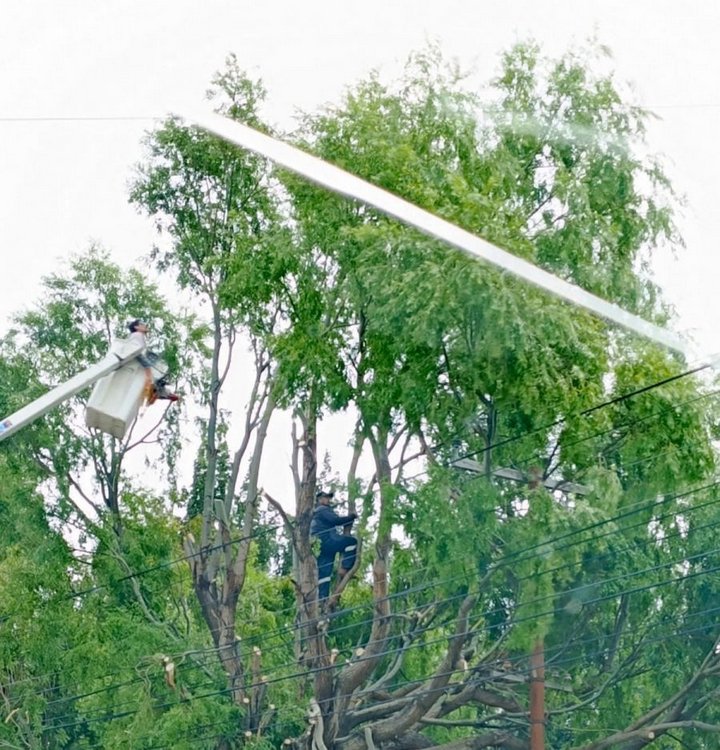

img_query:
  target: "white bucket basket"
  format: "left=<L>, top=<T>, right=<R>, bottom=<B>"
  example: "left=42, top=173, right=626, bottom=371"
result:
left=84, top=335, right=170, bottom=440
left=85, top=359, right=146, bottom=440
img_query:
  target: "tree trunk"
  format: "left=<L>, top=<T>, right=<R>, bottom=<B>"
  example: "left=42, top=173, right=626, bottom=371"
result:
left=201, top=301, right=223, bottom=549
left=293, top=401, right=335, bottom=732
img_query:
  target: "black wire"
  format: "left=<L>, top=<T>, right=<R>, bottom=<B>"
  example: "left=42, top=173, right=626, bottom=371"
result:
left=2, top=347, right=706, bottom=636
left=308, top=618, right=720, bottom=731
left=50, top=613, right=720, bottom=747
left=76, top=472, right=720, bottom=694
left=257, top=615, right=720, bottom=742
left=14, top=473, right=720, bottom=716
left=189, top=499, right=720, bottom=679
left=508, top=386, right=720, bottom=477
left=36, top=535, right=720, bottom=732
left=0, top=525, right=274, bottom=625
left=194, top=475, right=720, bottom=656
left=13, top=474, right=720, bottom=709
left=37, top=590, right=720, bottom=738
left=0, top=104, right=716, bottom=747
left=403, top=359, right=713, bottom=484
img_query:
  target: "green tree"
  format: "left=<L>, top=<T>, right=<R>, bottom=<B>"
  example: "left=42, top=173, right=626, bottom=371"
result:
left=3, top=245, right=187, bottom=589
left=258, top=42, right=720, bottom=750
left=129, top=54, right=292, bottom=738
left=0, top=248, right=227, bottom=749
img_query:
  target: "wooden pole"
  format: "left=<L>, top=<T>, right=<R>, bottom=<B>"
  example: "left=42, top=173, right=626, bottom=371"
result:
left=530, top=639, right=545, bottom=750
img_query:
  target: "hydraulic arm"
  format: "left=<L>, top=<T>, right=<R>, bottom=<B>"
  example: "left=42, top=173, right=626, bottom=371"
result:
left=0, top=338, right=144, bottom=442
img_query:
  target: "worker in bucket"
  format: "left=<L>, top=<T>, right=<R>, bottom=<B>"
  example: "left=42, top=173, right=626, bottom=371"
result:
left=127, top=319, right=180, bottom=404
left=310, top=489, right=358, bottom=600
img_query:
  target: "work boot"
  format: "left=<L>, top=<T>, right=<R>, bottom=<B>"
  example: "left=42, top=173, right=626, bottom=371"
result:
left=155, top=383, right=181, bottom=402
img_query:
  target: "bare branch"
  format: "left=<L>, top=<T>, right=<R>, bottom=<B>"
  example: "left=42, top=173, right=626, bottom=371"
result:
left=573, top=720, right=720, bottom=750
left=105, top=542, right=163, bottom=628
left=357, top=606, right=440, bottom=703
left=263, top=490, right=296, bottom=539
left=222, top=357, right=270, bottom=521
left=386, top=425, right=408, bottom=457
left=624, top=632, right=720, bottom=733
left=416, top=431, right=438, bottom=467
left=336, top=432, right=394, bottom=702
left=66, top=473, right=103, bottom=519
left=346, top=424, right=365, bottom=515
left=230, top=388, right=276, bottom=586
left=393, top=449, right=425, bottom=484
left=438, top=684, right=524, bottom=717
left=124, top=402, right=173, bottom=452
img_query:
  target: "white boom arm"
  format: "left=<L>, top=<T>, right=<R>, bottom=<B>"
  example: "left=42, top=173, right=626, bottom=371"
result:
left=185, top=112, right=689, bottom=356
left=0, top=339, right=144, bottom=442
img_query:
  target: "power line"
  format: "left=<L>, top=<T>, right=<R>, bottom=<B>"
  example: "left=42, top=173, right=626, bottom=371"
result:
left=30, top=572, right=720, bottom=738
left=3, top=360, right=717, bottom=728
left=44, top=595, right=720, bottom=746
left=40, top=609, right=720, bottom=745
left=498, top=358, right=710, bottom=462
left=8, top=471, right=720, bottom=708
left=29, top=524, right=720, bottom=731
left=306, top=619, right=720, bottom=741
left=106, top=473, right=720, bottom=671
left=6, top=470, right=720, bottom=709
left=0, top=525, right=274, bottom=624
left=207, top=496, right=720, bottom=672
left=254, top=474, right=720, bottom=656
left=252, top=543, right=720, bottom=691
left=507, top=386, right=720, bottom=476
left=1, top=340, right=705, bottom=633
left=403, top=358, right=712, bottom=485
left=0, top=115, right=163, bottom=122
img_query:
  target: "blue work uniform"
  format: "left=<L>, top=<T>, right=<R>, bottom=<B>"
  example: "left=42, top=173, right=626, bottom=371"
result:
left=310, top=504, right=357, bottom=600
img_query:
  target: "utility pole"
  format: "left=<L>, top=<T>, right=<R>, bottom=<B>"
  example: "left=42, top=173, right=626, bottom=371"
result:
left=529, top=640, right=545, bottom=750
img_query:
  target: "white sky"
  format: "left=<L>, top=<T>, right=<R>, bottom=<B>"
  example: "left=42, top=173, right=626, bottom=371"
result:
left=1, top=1, right=719, bottom=495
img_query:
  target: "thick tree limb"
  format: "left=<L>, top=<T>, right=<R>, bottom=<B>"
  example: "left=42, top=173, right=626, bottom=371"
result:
left=335, top=432, right=395, bottom=702
left=425, top=732, right=527, bottom=750
left=340, top=593, right=477, bottom=749
left=575, top=720, right=720, bottom=750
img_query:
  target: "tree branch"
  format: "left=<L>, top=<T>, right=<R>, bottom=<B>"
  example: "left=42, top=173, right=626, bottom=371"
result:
left=124, top=402, right=173, bottom=452
left=574, top=720, right=720, bottom=750
left=263, top=490, right=295, bottom=539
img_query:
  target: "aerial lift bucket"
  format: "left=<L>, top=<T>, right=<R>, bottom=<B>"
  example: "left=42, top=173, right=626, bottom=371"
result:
left=85, top=347, right=168, bottom=440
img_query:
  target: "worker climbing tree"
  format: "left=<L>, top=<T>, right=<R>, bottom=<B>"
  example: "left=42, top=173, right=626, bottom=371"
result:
left=310, top=489, right=358, bottom=601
